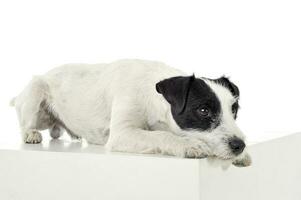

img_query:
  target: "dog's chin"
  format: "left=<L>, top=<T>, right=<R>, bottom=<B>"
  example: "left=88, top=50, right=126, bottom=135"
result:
left=216, top=154, right=236, bottom=160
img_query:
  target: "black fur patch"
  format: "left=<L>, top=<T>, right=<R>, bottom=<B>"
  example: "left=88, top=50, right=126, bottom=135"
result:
left=210, top=76, right=240, bottom=119
left=156, top=75, right=221, bottom=131
left=211, top=76, right=240, bottom=97
left=232, top=101, right=239, bottom=119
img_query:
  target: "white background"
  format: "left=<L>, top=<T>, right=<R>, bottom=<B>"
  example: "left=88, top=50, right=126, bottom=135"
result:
left=0, top=0, right=300, bottom=144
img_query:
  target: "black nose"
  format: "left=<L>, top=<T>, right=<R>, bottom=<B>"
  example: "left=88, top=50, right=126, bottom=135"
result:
left=229, top=138, right=245, bottom=155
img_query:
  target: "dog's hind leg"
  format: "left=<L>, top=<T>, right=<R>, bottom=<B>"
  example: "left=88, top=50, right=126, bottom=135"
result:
left=14, top=76, right=54, bottom=144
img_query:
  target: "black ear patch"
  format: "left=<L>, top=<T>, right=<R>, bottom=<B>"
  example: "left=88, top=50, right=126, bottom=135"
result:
left=156, top=75, right=195, bottom=114
left=212, top=76, right=240, bottom=97
left=156, top=75, right=222, bottom=131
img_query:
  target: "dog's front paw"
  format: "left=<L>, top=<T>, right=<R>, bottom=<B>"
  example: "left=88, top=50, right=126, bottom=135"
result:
left=177, top=138, right=211, bottom=159
left=24, top=130, right=42, bottom=144
left=232, top=153, right=252, bottom=167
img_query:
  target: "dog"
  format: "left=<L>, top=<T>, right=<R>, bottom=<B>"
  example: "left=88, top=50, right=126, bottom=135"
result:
left=11, top=59, right=251, bottom=167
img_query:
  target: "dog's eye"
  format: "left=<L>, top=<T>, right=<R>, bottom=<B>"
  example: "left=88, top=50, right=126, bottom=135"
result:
left=197, top=107, right=210, bottom=117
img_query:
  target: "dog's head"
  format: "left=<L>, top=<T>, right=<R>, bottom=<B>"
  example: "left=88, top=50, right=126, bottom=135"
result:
left=156, top=75, right=245, bottom=160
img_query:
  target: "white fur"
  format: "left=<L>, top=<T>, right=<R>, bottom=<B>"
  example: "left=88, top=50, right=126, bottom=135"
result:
left=12, top=59, right=250, bottom=165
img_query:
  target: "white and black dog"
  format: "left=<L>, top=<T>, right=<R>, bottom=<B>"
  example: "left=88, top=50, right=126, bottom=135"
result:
left=11, top=59, right=251, bottom=167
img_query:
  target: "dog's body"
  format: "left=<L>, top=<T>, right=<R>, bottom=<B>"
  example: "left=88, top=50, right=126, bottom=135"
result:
left=12, top=59, right=251, bottom=166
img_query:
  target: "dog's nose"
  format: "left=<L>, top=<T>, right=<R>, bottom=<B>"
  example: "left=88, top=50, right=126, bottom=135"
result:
left=229, top=138, right=245, bottom=155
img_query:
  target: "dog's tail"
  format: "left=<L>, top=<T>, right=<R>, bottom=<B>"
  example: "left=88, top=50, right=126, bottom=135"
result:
left=9, top=97, right=16, bottom=107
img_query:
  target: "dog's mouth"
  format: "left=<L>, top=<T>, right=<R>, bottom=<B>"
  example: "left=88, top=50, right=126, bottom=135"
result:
left=208, top=137, right=245, bottom=160
left=213, top=145, right=245, bottom=160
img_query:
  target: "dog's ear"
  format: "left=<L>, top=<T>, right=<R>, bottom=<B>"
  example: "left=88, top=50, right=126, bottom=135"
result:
left=156, top=75, right=195, bottom=114
left=214, top=76, right=240, bottom=97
